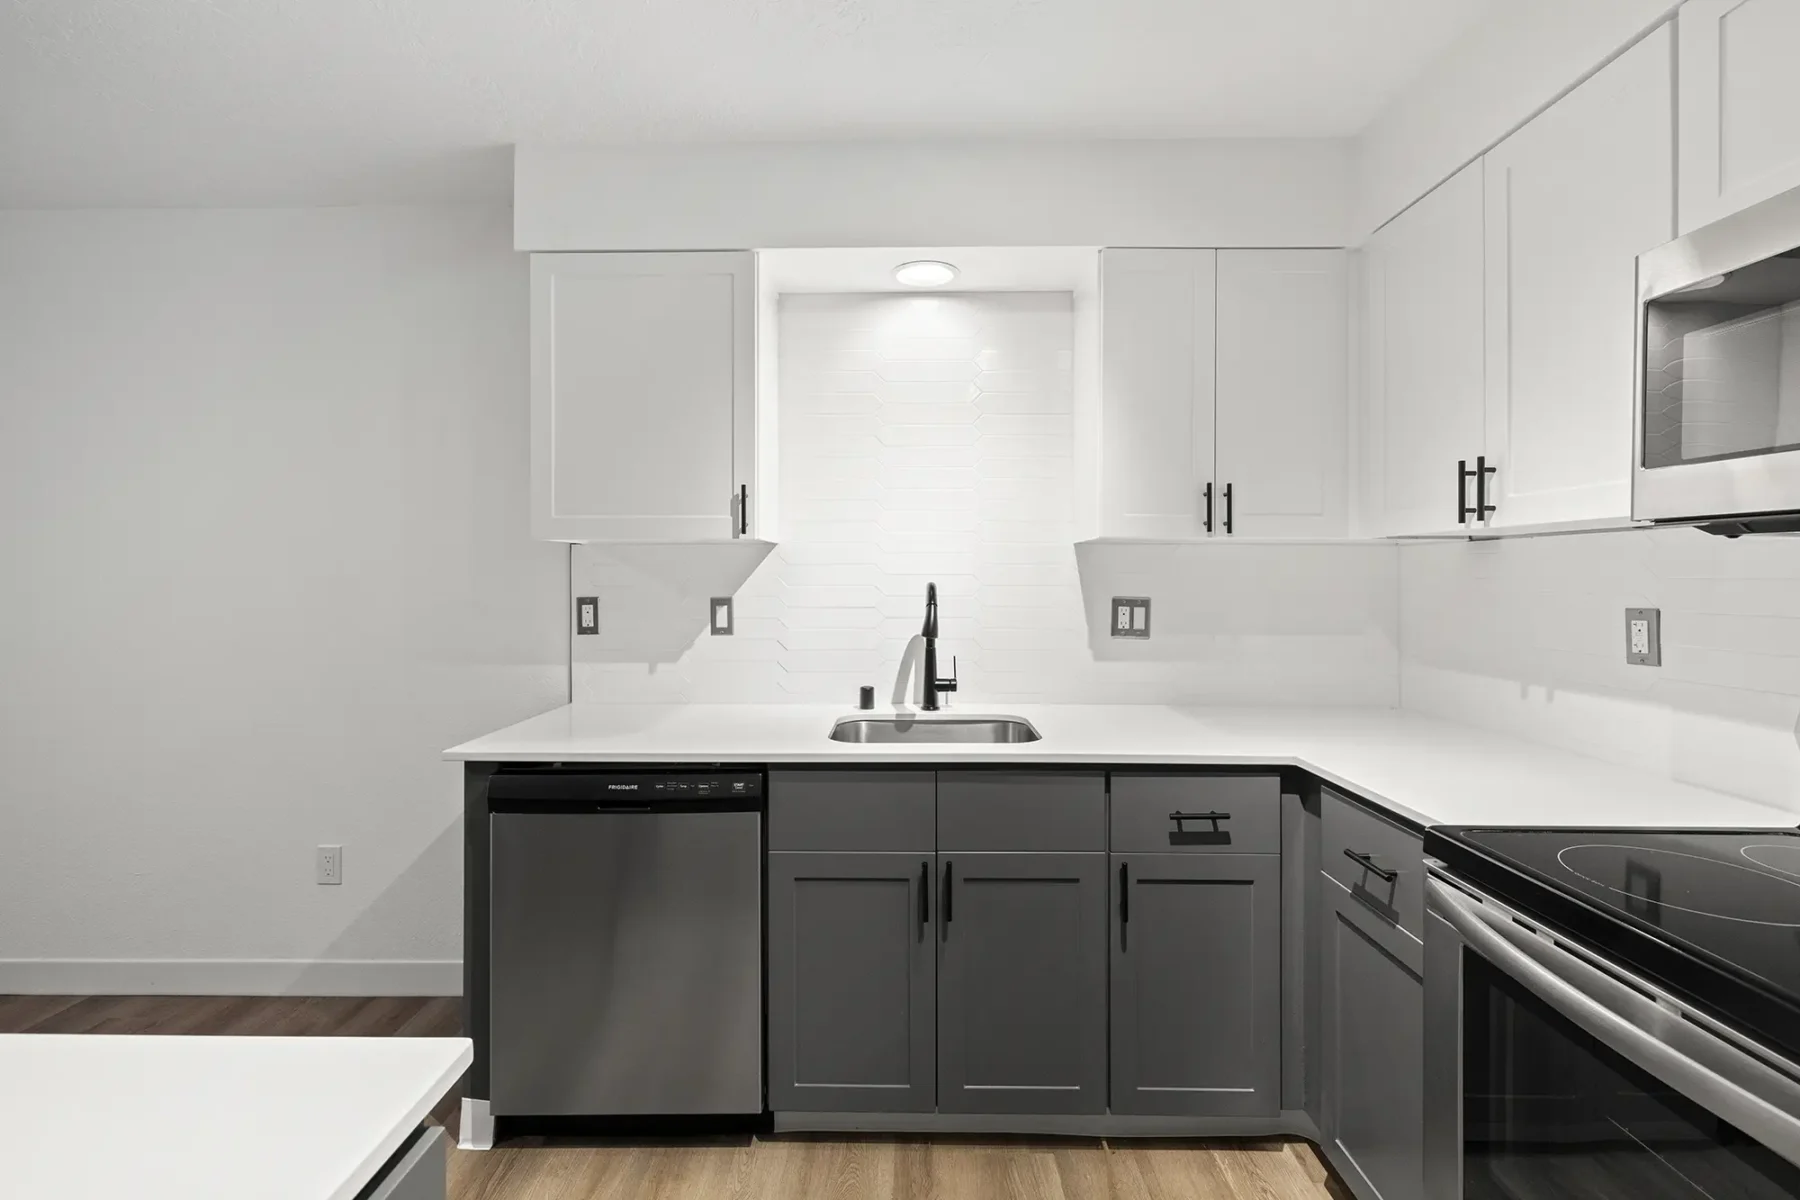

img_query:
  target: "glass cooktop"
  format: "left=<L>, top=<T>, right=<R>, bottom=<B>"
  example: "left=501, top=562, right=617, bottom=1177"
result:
left=1427, top=827, right=1800, bottom=1064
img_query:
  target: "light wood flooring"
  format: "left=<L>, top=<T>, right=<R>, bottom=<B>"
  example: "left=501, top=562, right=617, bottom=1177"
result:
left=0, top=995, right=1350, bottom=1200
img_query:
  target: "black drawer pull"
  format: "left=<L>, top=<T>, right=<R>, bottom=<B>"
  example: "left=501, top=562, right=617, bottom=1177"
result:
left=919, top=861, right=930, bottom=937
left=1344, top=848, right=1399, bottom=884
left=1119, top=862, right=1130, bottom=926
left=1169, top=810, right=1230, bottom=824
left=942, top=860, right=953, bottom=939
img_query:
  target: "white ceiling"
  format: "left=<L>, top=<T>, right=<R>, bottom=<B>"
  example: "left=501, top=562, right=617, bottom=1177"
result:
left=760, top=247, right=1098, bottom=294
left=1, top=0, right=1494, bottom=208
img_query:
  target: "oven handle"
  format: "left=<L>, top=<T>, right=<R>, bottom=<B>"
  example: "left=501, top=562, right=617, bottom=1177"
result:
left=1428, top=877, right=1800, bottom=1169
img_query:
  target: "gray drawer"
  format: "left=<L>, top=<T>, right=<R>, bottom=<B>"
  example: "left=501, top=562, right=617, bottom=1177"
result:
left=937, top=772, right=1106, bottom=852
left=1109, top=773, right=1280, bottom=854
left=1322, top=788, right=1424, bottom=939
left=770, top=771, right=935, bottom=852
left=363, top=1125, right=445, bottom=1200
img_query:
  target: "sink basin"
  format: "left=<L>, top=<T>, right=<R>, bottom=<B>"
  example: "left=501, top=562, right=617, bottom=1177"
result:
left=829, top=716, right=1043, bottom=744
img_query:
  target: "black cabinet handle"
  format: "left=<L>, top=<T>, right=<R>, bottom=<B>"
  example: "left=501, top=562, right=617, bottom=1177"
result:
left=919, top=861, right=930, bottom=937
left=1119, top=862, right=1130, bottom=928
left=738, top=484, right=749, bottom=536
left=1203, top=482, right=1214, bottom=533
left=1474, top=455, right=1496, bottom=521
left=1223, top=482, right=1234, bottom=534
left=1344, top=848, right=1399, bottom=884
left=1169, top=810, right=1230, bottom=824
left=1458, top=459, right=1475, bottom=524
left=942, top=860, right=953, bottom=939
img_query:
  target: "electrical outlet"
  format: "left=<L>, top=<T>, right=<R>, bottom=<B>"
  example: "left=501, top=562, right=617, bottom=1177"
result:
left=1626, top=607, right=1661, bottom=666
left=316, top=845, right=343, bottom=885
left=575, top=596, right=599, bottom=635
left=1111, top=597, right=1151, bottom=639
left=710, top=596, right=734, bottom=636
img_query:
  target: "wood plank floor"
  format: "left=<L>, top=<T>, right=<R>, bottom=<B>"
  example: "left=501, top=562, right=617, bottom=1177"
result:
left=0, top=996, right=1351, bottom=1200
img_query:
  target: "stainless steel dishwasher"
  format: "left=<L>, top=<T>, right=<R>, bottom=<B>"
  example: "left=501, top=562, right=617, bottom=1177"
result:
left=487, top=769, right=764, bottom=1117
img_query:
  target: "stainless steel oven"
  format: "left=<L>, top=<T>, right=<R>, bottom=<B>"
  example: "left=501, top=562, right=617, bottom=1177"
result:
left=1637, top=183, right=1800, bottom=528
left=1424, top=869, right=1800, bottom=1198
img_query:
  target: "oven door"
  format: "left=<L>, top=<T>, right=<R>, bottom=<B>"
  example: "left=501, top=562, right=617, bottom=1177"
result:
left=1425, top=873, right=1800, bottom=1199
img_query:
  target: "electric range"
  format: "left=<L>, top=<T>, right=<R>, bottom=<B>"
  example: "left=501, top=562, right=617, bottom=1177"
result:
left=1422, top=825, right=1800, bottom=1196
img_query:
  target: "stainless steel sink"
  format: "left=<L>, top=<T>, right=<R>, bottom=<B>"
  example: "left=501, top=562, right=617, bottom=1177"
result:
left=828, top=716, right=1043, bottom=744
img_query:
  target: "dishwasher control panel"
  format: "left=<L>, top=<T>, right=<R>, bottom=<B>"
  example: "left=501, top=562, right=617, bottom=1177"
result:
left=487, top=769, right=764, bottom=810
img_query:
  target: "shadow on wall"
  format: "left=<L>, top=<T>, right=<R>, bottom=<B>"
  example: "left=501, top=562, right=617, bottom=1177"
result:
left=570, top=543, right=776, bottom=665
left=1074, top=540, right=1399, bottom=659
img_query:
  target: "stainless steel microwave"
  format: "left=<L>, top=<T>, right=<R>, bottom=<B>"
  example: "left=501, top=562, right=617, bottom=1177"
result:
left=1637, top=184, right=1800, bottom=532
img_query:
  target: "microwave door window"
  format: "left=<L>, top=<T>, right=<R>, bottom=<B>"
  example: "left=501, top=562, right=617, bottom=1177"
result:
left=1645, top=251, right=1800, bottom=469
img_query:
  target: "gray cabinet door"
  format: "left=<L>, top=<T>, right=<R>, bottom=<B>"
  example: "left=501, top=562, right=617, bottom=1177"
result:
left=1111, top=853, right=1281, bottom=1116
left=937, top=852, right=1108, bottom=1114
left=767, top=851, right=936, bottom=1112
left=1322, top=880, right=1425, bottom=1200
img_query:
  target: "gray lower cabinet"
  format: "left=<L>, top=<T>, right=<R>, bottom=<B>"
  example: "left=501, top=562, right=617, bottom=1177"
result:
left=937, top=852, right=1109, bottom=1114
left=1111, top=852, right=1281, bottom=1116
left=1321, top=879, right=1425, bottom=1200
left=767, top=851, right=937, bottom=1112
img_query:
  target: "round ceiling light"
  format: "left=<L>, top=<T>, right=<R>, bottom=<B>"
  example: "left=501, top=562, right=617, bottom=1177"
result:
left=893, top=260, right=958, bottom=288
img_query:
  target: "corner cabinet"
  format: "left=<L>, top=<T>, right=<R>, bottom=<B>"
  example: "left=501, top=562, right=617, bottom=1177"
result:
left=529, top=251, right=758, bottom=542
left=1099, top=248, right=1348, bottom=539
left=1679, top=0, right=1800, bottom=233
left=1365, top=26, right=1673, bottom=538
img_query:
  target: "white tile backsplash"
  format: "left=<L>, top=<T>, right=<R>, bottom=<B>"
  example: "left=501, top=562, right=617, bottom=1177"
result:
left=1401, top=529, right=1800, bottom=814
left=573, top=291, right=1398, bottom=707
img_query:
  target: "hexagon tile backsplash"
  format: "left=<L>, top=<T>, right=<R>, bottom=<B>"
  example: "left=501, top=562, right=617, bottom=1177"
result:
left=572, top=291, right=1400, bottom=707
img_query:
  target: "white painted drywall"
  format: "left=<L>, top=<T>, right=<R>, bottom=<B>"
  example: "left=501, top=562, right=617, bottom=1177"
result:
left=1356, top=0, right=1677, bottom=237
left=573, top=292, right=1399, bottom=706
left=1400, top=529, right=1800, bottom=817
left=514, top=139, right=1354, bottom=251
left=0, top=205, right=568, bottom=994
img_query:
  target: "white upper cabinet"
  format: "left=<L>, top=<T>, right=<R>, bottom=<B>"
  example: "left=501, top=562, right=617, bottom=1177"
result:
left=1679, top=0, right=1800, bottom=233
left=530, top=251, right=757, bottom=542
left=1365, top=162, right=1487, bottom=538
left=1099, top=249, right=1217, bottom=538
left=1215, top=249, right=1348, bottom=538
left=1482, top=23, right=1674, bottom=531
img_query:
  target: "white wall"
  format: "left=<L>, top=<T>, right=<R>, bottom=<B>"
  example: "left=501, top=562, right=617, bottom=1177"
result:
left=0, top=205, right=568, bottom=994
left=1400, top=528, right=1800, bottom=817
left=515, top=139, right=1354, bottom=251
left=1356, top=0, right=1676, bottom=236
left=573, top=292, right=1398, bottom=706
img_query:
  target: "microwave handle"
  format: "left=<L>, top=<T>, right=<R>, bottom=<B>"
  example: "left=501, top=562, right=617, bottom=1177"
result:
left=1428, top=878, right=1800, bottom=1169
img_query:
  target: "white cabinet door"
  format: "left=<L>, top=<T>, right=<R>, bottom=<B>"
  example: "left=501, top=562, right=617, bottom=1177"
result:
left=1216, top=249, right=1348, bottom=538
left=530, top=251, right=756, bottom=542
left=1679, top=0, right=1800, bottom=233
left=1482, top=24, right=1674, bottom=531
left=1100, top=249, right=1217, bottom=538
left=1367, top=163, right=1487, bottom=537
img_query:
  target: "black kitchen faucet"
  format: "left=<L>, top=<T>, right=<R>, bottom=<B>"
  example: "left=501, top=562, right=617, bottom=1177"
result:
left=920, top=582, right=959, bottom=711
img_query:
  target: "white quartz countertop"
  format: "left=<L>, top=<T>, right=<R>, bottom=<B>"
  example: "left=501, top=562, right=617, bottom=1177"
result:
left=446, top=704, right=1800, bottom=831
left=1, top=1034, right=470, bottom=1200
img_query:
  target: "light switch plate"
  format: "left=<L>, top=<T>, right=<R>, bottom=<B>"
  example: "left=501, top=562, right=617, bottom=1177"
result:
left=1626, top=607, right=1661, bottom=666
left=710, top=596, right=734, bottom=636
left=1111, top=597, right=1151, bottom=639
left=575, top=596, right=599, bottom=636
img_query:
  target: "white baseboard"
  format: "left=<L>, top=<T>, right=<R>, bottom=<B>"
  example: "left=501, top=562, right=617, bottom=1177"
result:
left=0, top=958, right=462, bottom=996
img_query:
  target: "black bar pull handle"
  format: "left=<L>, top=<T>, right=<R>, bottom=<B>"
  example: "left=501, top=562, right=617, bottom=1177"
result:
left=738, top=484, right=749, bottom=536
left=1223, top=482, right=1234, bottom=535
left=1169, top=810, right=1231, bottom=824
left=942, top=860, right=953, bottom=939
left=1475, top=455, right=1496, bottom=521
left=1458, top=459, right=1475, bottom=524
left=1203, top=482, right=1214, bottom=533
left=1344, top=848, right=1400, bottom=884
left=919, top=861, right=930, bottom=938
left=1119, top=862, right=1130, bottom=928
